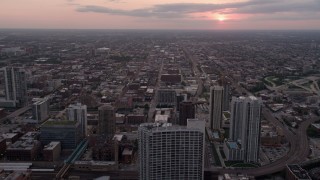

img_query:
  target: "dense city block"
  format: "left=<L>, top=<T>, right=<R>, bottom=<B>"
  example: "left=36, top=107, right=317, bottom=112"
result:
left=0, top=30, right=320, bottom=179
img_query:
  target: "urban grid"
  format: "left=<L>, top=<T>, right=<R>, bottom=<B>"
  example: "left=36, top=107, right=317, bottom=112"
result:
left=0, top=30, right=319, bottom=180
left=0, top=1, right=320, bottom=180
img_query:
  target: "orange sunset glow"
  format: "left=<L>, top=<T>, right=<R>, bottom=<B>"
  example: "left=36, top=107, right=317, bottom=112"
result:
left=0, top=0, right=319, bottom=29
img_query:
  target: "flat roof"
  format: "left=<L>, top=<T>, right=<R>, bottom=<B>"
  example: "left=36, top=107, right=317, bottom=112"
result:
left=155, top=115, right=169, bottom=123
left=43, top=120, right=77, bottom=126
left=122, top=148, right=133, bottom=156
left=7, top=140, right=39, bottom=150
left=33, top=99, right=47, bottom=105
left=74, top=161, right=115, bottom=166
left=212, top=132, right=220, bottom=139
left=44, top=141, right=61, bottom=150
left=212, top=85, right=223, bottom=90
left=113, top=134, right=124, bottom=142
left=20, top=132, right=40, bottom=140
left=2, top=133, right=18, bottom=139
left=140, top=123, right=172, bottom=130
left=226, top=141, right=240, bottom=149
left=67, top=103, right=86, bottom=108
left=146, top=89, right=154, bottom=93
left=140, top=123, right=203, bottom=133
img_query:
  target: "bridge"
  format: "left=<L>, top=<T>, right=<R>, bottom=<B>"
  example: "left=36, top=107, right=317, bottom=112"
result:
left=56, top=139, right=88, bottom=179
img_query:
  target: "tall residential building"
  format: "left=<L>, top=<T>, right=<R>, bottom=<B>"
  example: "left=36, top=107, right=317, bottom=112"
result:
left=209, top=86, right=224, bottom=130
left=178, top=101, right=195, bottom=126
left=229, top=97, right=246, bottom=141
left=139, top=121, right=205, bottom=180
left=32, top=98, right=49, bottom=123
left=0, top=67, right=27, bottom=107
left=98, top=104, right=115, bottom=137
left=228, top=96, right=262, bottom=163
left=223, top=81, right=231, bottom=111
left=66, top=103, right=87, bottom=137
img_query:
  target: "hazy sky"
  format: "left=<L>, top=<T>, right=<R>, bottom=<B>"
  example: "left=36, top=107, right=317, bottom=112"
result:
left=1, top=0, right=320, bottom=30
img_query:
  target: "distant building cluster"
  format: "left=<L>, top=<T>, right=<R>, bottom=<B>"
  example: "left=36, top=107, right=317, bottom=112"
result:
left=0, top=30, right=319, bottom=179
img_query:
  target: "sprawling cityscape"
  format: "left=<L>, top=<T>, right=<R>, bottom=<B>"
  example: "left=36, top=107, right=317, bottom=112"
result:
left=0, top=29, right=319, bottom=180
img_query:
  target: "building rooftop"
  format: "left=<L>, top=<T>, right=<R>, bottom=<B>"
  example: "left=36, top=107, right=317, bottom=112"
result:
left=248, top=96, right=258, bottom=101
left=212, top=131, right=220, bottom=139
left=122, top=148, right=133, bottom=156
left=112, top=134, right=124, bottom=142
left=212, top=85, right=223, bottom=90
left=43, top=141, right=61, bottom=150
left=20, top=132, right=40, bottom=140
left=226, top=141, right=241, bottom=149
left=33, top=98, right=48, bottom=105
left=43, top=119, right=77, bottom=126
left=7, top=140, right=39, bottom=150
left=140, top=123, right=203, bottom=133
left=2, top=133, right=18, bottom=139
left=98, top=104, right=114, bottom=110
left=155, top=114, right=169, bottom=123
left=311, top=123, right=320, bottom=130
left=140, top=123, right=172, bottom=130
left=146, top=88, right=154, bottom=94
left=74, top=161, right=115, bottom=166
left=68, top=103, right=86, bottom=109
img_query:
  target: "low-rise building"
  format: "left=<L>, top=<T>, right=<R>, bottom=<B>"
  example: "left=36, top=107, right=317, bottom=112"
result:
left=223, top=140, right=244, bottom=161
left=6, top=140, right=41, bottom=161
left=73, top=161, right=118, bottom=171
left=43, top=141, right=61, bottom=161
left=160, top=74, right=181, bottom=84
left=127, top=114, right=146, bottom=125
left=261, top=131, right=282, bottom=147
left=2, top=133, right=19, bottom=144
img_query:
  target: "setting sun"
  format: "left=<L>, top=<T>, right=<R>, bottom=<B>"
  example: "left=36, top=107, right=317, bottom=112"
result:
left=218, top=16, right=225, bottom=21
left=217, top=15, right=226, bottom=21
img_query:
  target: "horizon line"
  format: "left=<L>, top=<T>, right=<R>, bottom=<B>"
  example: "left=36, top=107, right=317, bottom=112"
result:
left=0, top=28, right=320, bottom=32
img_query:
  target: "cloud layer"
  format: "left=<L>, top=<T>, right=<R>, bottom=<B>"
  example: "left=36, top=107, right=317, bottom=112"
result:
left=76, top=0, right=320, bottom=20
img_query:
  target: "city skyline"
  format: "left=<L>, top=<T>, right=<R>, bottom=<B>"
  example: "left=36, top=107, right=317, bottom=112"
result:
left=0, top=20, right=319, bottom=179
left=1, top=0, right=320, bottom=30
